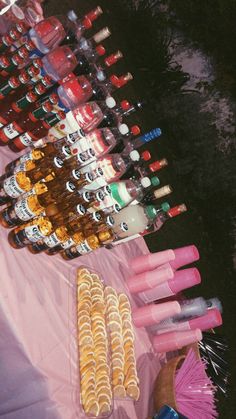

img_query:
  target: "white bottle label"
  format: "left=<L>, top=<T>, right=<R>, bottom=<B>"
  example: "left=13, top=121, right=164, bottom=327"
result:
left=14, top=198, right=36, bottom=221
left=14, top=162, right=26, bottom=173
left=44, top=232, right=62, bottom=248
left=3, top=176, right=25, bottom=198
left=76, top=240, right=93, bottom=254
left=19, top=132, right=33, bottom=147
left=3, top=123, right=20, bottom=139
left=61, top=237, right=76, bottom=249
left=19, top=151, right=33, bottom=164
left=24, top=225, right=46, bottom=242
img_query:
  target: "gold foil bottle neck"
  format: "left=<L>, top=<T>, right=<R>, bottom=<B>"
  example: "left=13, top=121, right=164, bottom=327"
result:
left=16, top=172, right=31, bottom=191
left=54, top=226, right=70, bottom=242
left=72, top=231, right=84, bottom=244
left=98, top=229, right=113, bottom=242
left=27, top=195, right=44, bottom=215
left=38, top=217, right=53, bottom=236
left=86, top=234, right=100, bottom=250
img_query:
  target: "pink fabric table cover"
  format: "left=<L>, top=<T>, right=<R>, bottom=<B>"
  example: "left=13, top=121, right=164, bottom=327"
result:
left=0, top=147, right=163, bottom=419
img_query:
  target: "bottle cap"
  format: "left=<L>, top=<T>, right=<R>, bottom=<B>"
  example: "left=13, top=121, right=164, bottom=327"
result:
left=67, top=10, right=78, bottom=21
left=129, top=150, right=140, bottom=161
left=104, top=50, right=123, bottom=67
left=131, top=125, right=141, bottom=136
left=116, top=73, right=133, bottom=87
left=93, top=27, right=111, bottom=44
left=141, top=150, right=151, bottom=161
left=95, top=44, right=106, bottom=56
left=105, top=96, right=116, bottom=108
left=153, top=185, right=172, bottom=199
left=149, top=158, right=168, bottom=172
left=151, top=176, right=160, bottom=186
left=207, top=297, right=223, bottom=313
left=82, top=17, right=93, bottom=29
left=86, top=6, right=103, bottom=21
left=145, top=205, right=157, bottom=219
left=118, top=124, right=129, bottom=135
left=140, top=177, right=151, bottom=188
left=120, top=100, right=131, bottom=110
left=96, top=70, right=106, bottom=82
left=161, top=202, right=170, bottom=212
left=168, top=204, right=187, bottom=217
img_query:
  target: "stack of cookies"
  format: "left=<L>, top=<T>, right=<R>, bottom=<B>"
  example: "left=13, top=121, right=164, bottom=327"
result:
left=77, top=267, right=140, bottom=417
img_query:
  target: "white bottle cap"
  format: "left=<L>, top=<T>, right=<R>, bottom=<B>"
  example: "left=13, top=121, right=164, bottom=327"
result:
left=105, top=96, right=116, bottom=108
left=140, top=177, right=151, bottom=188
left=118, top=124, right=129, bottom=135
left=67, top=10, right=78, bottom=21
left=129, top=150, right=140, bottom=161
left=96, top=70, right=106, bottom=82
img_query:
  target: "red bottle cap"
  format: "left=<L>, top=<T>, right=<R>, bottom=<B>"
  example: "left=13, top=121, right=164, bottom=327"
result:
left=9, top=76, right=20, bottom=88
left=29, top=66, right=40, bottom=78
left=95, top=45, right=106, bottom=56
left=149, top=158, right=168, bottom=172
left=35, top=83, right=46, bottom=95
left=141, top=150, right=151, bottom=161
left=58, top=111, right=66, bottom=120
left=120, top=100, right=131, bottom=110
left=86, top=6, right=103, bottom=22
left=1, top=56, right=10, bottom=67
left=15, top=22, right=27, bottom=34
left=33, top=58, right=43, bottom=69
left=27, top=91, right=38, bottom=102
left=131, top=125, right=141, bottom=136
left=19, top=71, right=30, bottom=83
left=49, top=93, right=59, bottom=104
left=26, top=40, right=35, bottom=51
left=18, top=46, right=28, bottom=59
left=104, top=50, right=123, bottom=67
left=114, top=73, right=133, bottom=88
left=82, top=17, right=92, bottom=29
left=168, top=204, right=187, bottom=218
left=42, top=75, right=53, bottom=87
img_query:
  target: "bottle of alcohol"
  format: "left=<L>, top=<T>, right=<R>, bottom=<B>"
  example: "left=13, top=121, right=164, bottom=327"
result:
left=60, top=203, right=168, bottom=260
left=141, top=184, right=173, bottom=204
left=8, top=110, right=65, bottom=151
left=121, top=127, right=162, bottom=156
left=7, top=212, right=69, bottom=248
left=0, top=21, right=27, bottom=53
left=0, top=146, right=66, bottom=204
left=0, top=1, right=44, bottom=35
left=0, top=94, right=56, bottom=145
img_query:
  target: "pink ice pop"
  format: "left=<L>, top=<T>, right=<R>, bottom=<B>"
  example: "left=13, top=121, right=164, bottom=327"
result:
left=132, top=301, right=181, bottom=328
left=152, top=329, right=202, bottom=353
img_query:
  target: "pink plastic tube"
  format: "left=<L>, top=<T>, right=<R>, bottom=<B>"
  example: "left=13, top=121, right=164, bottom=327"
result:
left=152, top=308, right=223, bottom=335
left=130, top=245, right=199, bottom=274
left=127, top=263, right=175, bottom=294
left=132, top=301, right=181, bottom=328
left=152, top=329, right=202, bottom=353
left=138, top=268, right=201, bottom=303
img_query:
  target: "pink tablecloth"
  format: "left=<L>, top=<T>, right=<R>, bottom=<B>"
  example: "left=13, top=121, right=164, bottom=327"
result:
left=0, top=147, right=163, bottom=419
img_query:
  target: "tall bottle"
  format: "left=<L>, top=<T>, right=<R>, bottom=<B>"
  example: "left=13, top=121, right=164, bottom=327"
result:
left=61, top=203, right=169, bottom=260
left=49, top=98, right=143, bottom=142
left=0, top=93, right=57, bottom=145
left=141, top=185, right=173, bottom=204
left=109, top=204, right=187, bottom=247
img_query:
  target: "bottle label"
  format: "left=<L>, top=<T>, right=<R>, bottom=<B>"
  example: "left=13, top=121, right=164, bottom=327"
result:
left=14, top=162, right=26, bottom=173
left=3, top=176, right=25, bottom=198
left=109, top=183, right=130, bottom=208
left=65, top=129, right=85, bottom=145
left=98, top=158, right=117, bottom=182
left=24, top=224, right=47, bottom=242
left=70, top=135, right=91, bottom=154
left=44, top=232, right=62, bottom=248
left=61, top=237, right=76, bottom=249
left=18, top=132, right=33, bottom=147
left=14, top=198, right=36, bottom=221
left=19, top=151, right=33, bottom=163
left=66, top=181, right=76, bottom=193
left=76, top=240, right=93, bottom=255
left=53, top=157, right=63, bottom=168
left=72, top=104, right=95, bottom=130
left=3, top=123, right=20, bottom=139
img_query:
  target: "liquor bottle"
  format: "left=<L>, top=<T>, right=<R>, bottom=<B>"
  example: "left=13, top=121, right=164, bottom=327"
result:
left=0, top=21, right=27, bottom=53
left=8, top=110, right=66, bottom=151
left=109, top=204, right=187, bottom=247
left=82, top=149, right=150, bottom=191
left=0, top=93, right=56, bottom=145
left=124, top=157, right=168, bottom=181
left=92, top=176, right=160, bottom=213
left=49, top=98, right=143, bottom=141
left=8, top=212, right=70, bottom=248
left=0, top=0, right=44, bottom=35
left=141, top=185, right=173, bottom=204
left=4, top=136, right=72, bottom=174
left=0, top=146, right=66, bottom=204
left=0, top=8, right=103, bottom=75
left=121, top=127, right=162, bottom=156
left=69, top=124, right=140, bottom=163
left=61, top=203, right=169, bottom=260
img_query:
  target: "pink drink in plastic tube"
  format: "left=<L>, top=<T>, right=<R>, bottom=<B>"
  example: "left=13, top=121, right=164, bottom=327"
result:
left=152, top=329, right=202, bottom=353
left=127, top=263, right=175, bottom=294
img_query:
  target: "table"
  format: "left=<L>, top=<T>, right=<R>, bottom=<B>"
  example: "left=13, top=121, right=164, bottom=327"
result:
left=0, top=147, right=163, bottom=419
